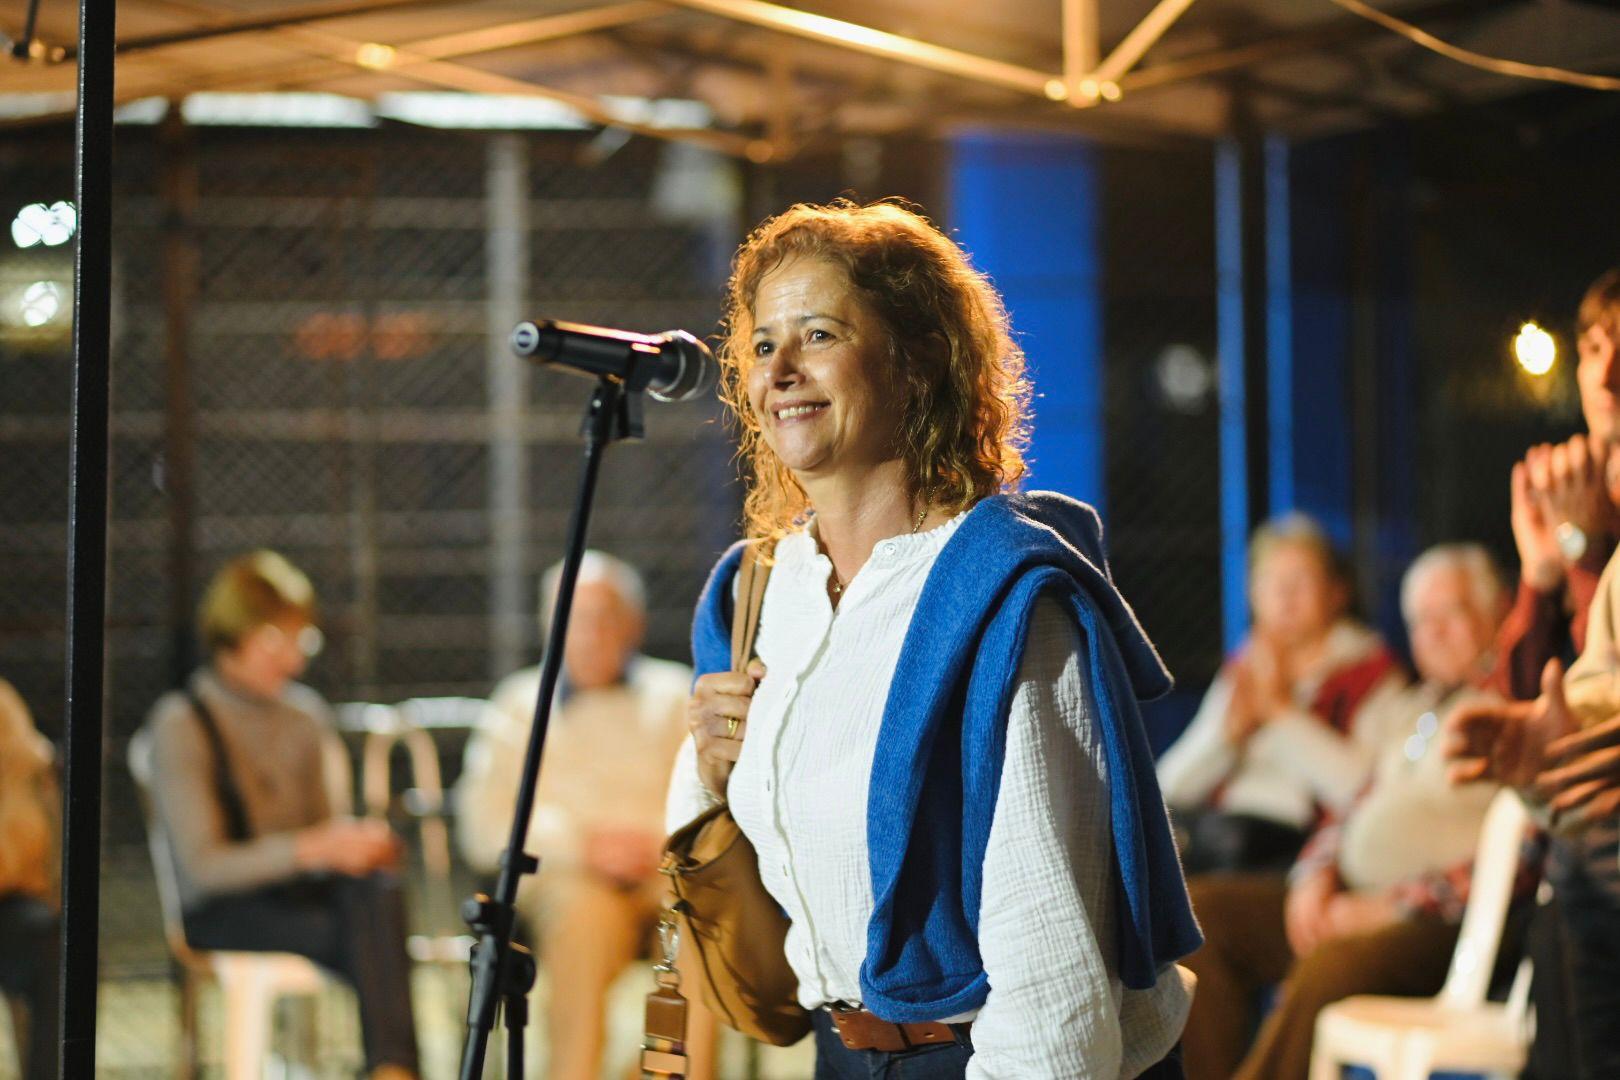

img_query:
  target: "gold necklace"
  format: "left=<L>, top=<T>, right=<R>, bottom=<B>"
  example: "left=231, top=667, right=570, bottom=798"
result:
left=829, top=504, right=928, bottom=598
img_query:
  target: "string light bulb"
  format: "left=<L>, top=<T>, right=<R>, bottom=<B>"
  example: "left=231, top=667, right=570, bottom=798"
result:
left=355, top=43, right=397, bottom=70
left=1514, top=321, right=1557, bottom=376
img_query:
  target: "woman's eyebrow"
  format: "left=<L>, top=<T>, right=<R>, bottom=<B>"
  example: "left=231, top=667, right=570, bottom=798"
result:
left=752, top=312, right=853, bottom=337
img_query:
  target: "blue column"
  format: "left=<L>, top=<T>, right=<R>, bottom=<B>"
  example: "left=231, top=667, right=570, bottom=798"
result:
left=1265, top=136, right=1296, bottom=519
left=1215, top=142, right=1251, bottom=653
left=949, top=132, right=1103, bottom=513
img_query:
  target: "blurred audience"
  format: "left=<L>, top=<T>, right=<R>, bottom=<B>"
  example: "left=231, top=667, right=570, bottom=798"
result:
left=140, top=551, right=419, bottom=1080
left=1159, top=513, right=1403, bottom=872
left=0, top=679, right=59, bottom=1080
left=1182, top=544, right=1515, bottom=1080
left=456, top=551, right=713, bottom=1080
left=1444, top=268, right=1620, bottom=1080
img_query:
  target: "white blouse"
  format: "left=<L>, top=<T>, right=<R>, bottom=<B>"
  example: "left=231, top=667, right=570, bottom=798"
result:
left=667, top=516, right=1192, bottom=1079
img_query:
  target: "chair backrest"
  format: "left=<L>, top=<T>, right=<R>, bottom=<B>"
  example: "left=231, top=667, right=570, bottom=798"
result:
left=344, top=698, right=468, bottom=935
left=397, top=696, right=489, bottom=732
left=1436, top=787, right=1531, bottom=1009
left=319, top=725, right=356, bottom=817
left=127, top=729, right=205, bottom=968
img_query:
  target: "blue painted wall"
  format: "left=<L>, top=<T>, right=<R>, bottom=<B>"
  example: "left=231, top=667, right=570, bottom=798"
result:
left=1278, top=137, right=1356, bottom=549
left=949, top=132, right=1103, bottom=513
left=1279, top=131, right=1418, bottom=646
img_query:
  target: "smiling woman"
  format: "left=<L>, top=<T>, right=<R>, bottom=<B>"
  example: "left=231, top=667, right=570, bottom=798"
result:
left=718, top=199, right=1031, bottom=549
left=665, top=200, right=1203, bottom=1079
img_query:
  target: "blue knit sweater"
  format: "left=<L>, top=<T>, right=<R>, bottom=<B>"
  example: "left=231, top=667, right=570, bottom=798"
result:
left=690, top=491, right=1202, bottom=1022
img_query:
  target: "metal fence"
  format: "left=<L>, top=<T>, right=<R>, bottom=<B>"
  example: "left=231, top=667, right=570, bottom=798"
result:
left=0, top=117, right=1241, bottom=1076
left=2, top=120, right=746, bottom=1077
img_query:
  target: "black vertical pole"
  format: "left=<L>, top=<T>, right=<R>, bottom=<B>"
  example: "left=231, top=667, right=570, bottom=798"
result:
left=62, top=0, right=117, bottom=1075
left=1232, top=98, right=1271, bottom=527
left=161, top=104, right=200, bottom=685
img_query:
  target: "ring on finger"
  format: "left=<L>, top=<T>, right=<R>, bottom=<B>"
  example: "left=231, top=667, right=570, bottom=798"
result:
left=726, top=717, right=740, bottom=739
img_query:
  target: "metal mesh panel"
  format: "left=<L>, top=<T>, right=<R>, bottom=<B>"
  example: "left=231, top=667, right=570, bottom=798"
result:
left=0, top=122, right=743, bottom=1076
left=0, top=119, right=1239, bottom=1075
left=1101, top=146, right=1225, bottom=689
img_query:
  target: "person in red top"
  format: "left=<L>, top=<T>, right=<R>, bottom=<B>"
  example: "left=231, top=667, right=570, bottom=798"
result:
left=1489, top=274, right=1620, bottom=701
left=1158, top=514, right=1404, bottom=873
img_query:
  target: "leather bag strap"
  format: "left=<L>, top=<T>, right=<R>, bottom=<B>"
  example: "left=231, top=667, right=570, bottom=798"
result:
left=731, top=540, right=770, bottom=671
left=644, top=539, right=773, bottom=1074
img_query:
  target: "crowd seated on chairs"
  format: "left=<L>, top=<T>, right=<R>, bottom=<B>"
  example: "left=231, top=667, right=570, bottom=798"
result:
left=1175, top=542, right=1531, bottom=1080
left=455, top=550, right=718, bottom=1080
left=0, top=678, right=59, bottom=1080
left=135, top=550, right=420, bottom=1080
left=1158, top=513, right=1405, bottom=874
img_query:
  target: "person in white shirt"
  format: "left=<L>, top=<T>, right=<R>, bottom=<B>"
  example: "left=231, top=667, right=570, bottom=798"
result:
left=1157, top=514, right=1405, bottom=873
left=665, top=199, right=1200, bottom=1079
left=457, top=552, right=715, bottom=1080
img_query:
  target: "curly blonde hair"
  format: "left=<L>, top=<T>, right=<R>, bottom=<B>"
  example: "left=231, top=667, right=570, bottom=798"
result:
left=719, top=199, right=1031, bottom=540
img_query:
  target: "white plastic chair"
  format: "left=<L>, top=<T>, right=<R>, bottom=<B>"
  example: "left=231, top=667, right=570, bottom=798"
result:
left=128, top=725, right=352, bottom=1080
left=339, top=698, right=475, bottom=964
left=1309, top=788, right=1534, bottom=1080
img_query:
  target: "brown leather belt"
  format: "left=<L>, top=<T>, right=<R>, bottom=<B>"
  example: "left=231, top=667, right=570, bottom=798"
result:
left=828, top=1006, right=971, bottom=1054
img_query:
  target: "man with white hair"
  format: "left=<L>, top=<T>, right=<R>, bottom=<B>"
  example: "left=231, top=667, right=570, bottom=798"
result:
left=456, top=551, right=713, bottom=1080
left=1181, top=543, right=1523, bottom=1080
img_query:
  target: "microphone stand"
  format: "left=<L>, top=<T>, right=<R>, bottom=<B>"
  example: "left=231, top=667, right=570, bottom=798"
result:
left=460, top=375, right=645, bottom=1079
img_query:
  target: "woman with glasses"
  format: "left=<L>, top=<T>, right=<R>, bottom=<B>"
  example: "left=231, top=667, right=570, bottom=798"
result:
left=141, top=550, right=420, bottom=1080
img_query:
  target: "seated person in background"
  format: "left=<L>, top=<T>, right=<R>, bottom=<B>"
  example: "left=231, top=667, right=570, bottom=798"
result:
left=1181, top=543, right=1519, bottom=1080
left=142, top=551, right=419, bottom=1080
left=0, top=679, right=59, bottom=1080
left=1158, top=513, right=1404, bottom=872
left=456, top=551, right=713, bottom=1080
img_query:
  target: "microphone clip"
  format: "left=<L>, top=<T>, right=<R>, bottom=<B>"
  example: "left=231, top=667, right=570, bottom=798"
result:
left=582, top=376, right=644, bottom=442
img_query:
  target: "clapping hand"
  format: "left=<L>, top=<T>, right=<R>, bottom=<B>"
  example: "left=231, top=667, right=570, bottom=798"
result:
left=1535, top=712, right=1620, bottom=825
left=1444, top=659, right=1576, bottom=790
left=1225, top=637, right=1289, bottom=746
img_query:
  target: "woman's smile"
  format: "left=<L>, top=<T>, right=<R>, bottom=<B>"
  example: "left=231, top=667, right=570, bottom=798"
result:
left=771, top=399, right=830, bottom=424
left=746, top=255, right=898, bottom=480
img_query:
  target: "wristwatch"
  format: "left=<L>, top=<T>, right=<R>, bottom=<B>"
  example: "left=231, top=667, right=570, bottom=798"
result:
left=1556, top=521, right=1589, bottom=563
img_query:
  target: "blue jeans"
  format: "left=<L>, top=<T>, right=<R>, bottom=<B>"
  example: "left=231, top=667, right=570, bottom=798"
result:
left=811, top=1010, right=1186, bottom=1079
left=812, top=1010, right=973, bottom=1080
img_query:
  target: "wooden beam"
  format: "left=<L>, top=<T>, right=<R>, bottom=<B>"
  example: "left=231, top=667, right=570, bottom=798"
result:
left=662, top=0, right=1065, bottom=99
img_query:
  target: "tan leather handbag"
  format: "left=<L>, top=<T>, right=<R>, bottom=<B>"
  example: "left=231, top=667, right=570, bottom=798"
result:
left=642, top=542, right=811, bottom=1076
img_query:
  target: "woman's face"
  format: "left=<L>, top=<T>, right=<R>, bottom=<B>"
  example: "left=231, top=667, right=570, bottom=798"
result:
left=746, top=256, right=900, bottom=484
left=220, top=615, right=319, bottom=698
left=1249, top=541, right=1342, bottom=648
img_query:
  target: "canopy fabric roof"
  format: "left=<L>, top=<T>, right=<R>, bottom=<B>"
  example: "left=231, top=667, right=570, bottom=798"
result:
left=4, top=0, right=1620, bottom=150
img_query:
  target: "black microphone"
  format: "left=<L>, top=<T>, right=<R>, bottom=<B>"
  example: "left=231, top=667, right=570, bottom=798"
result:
left=509, top=319, right=716, bottom=403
